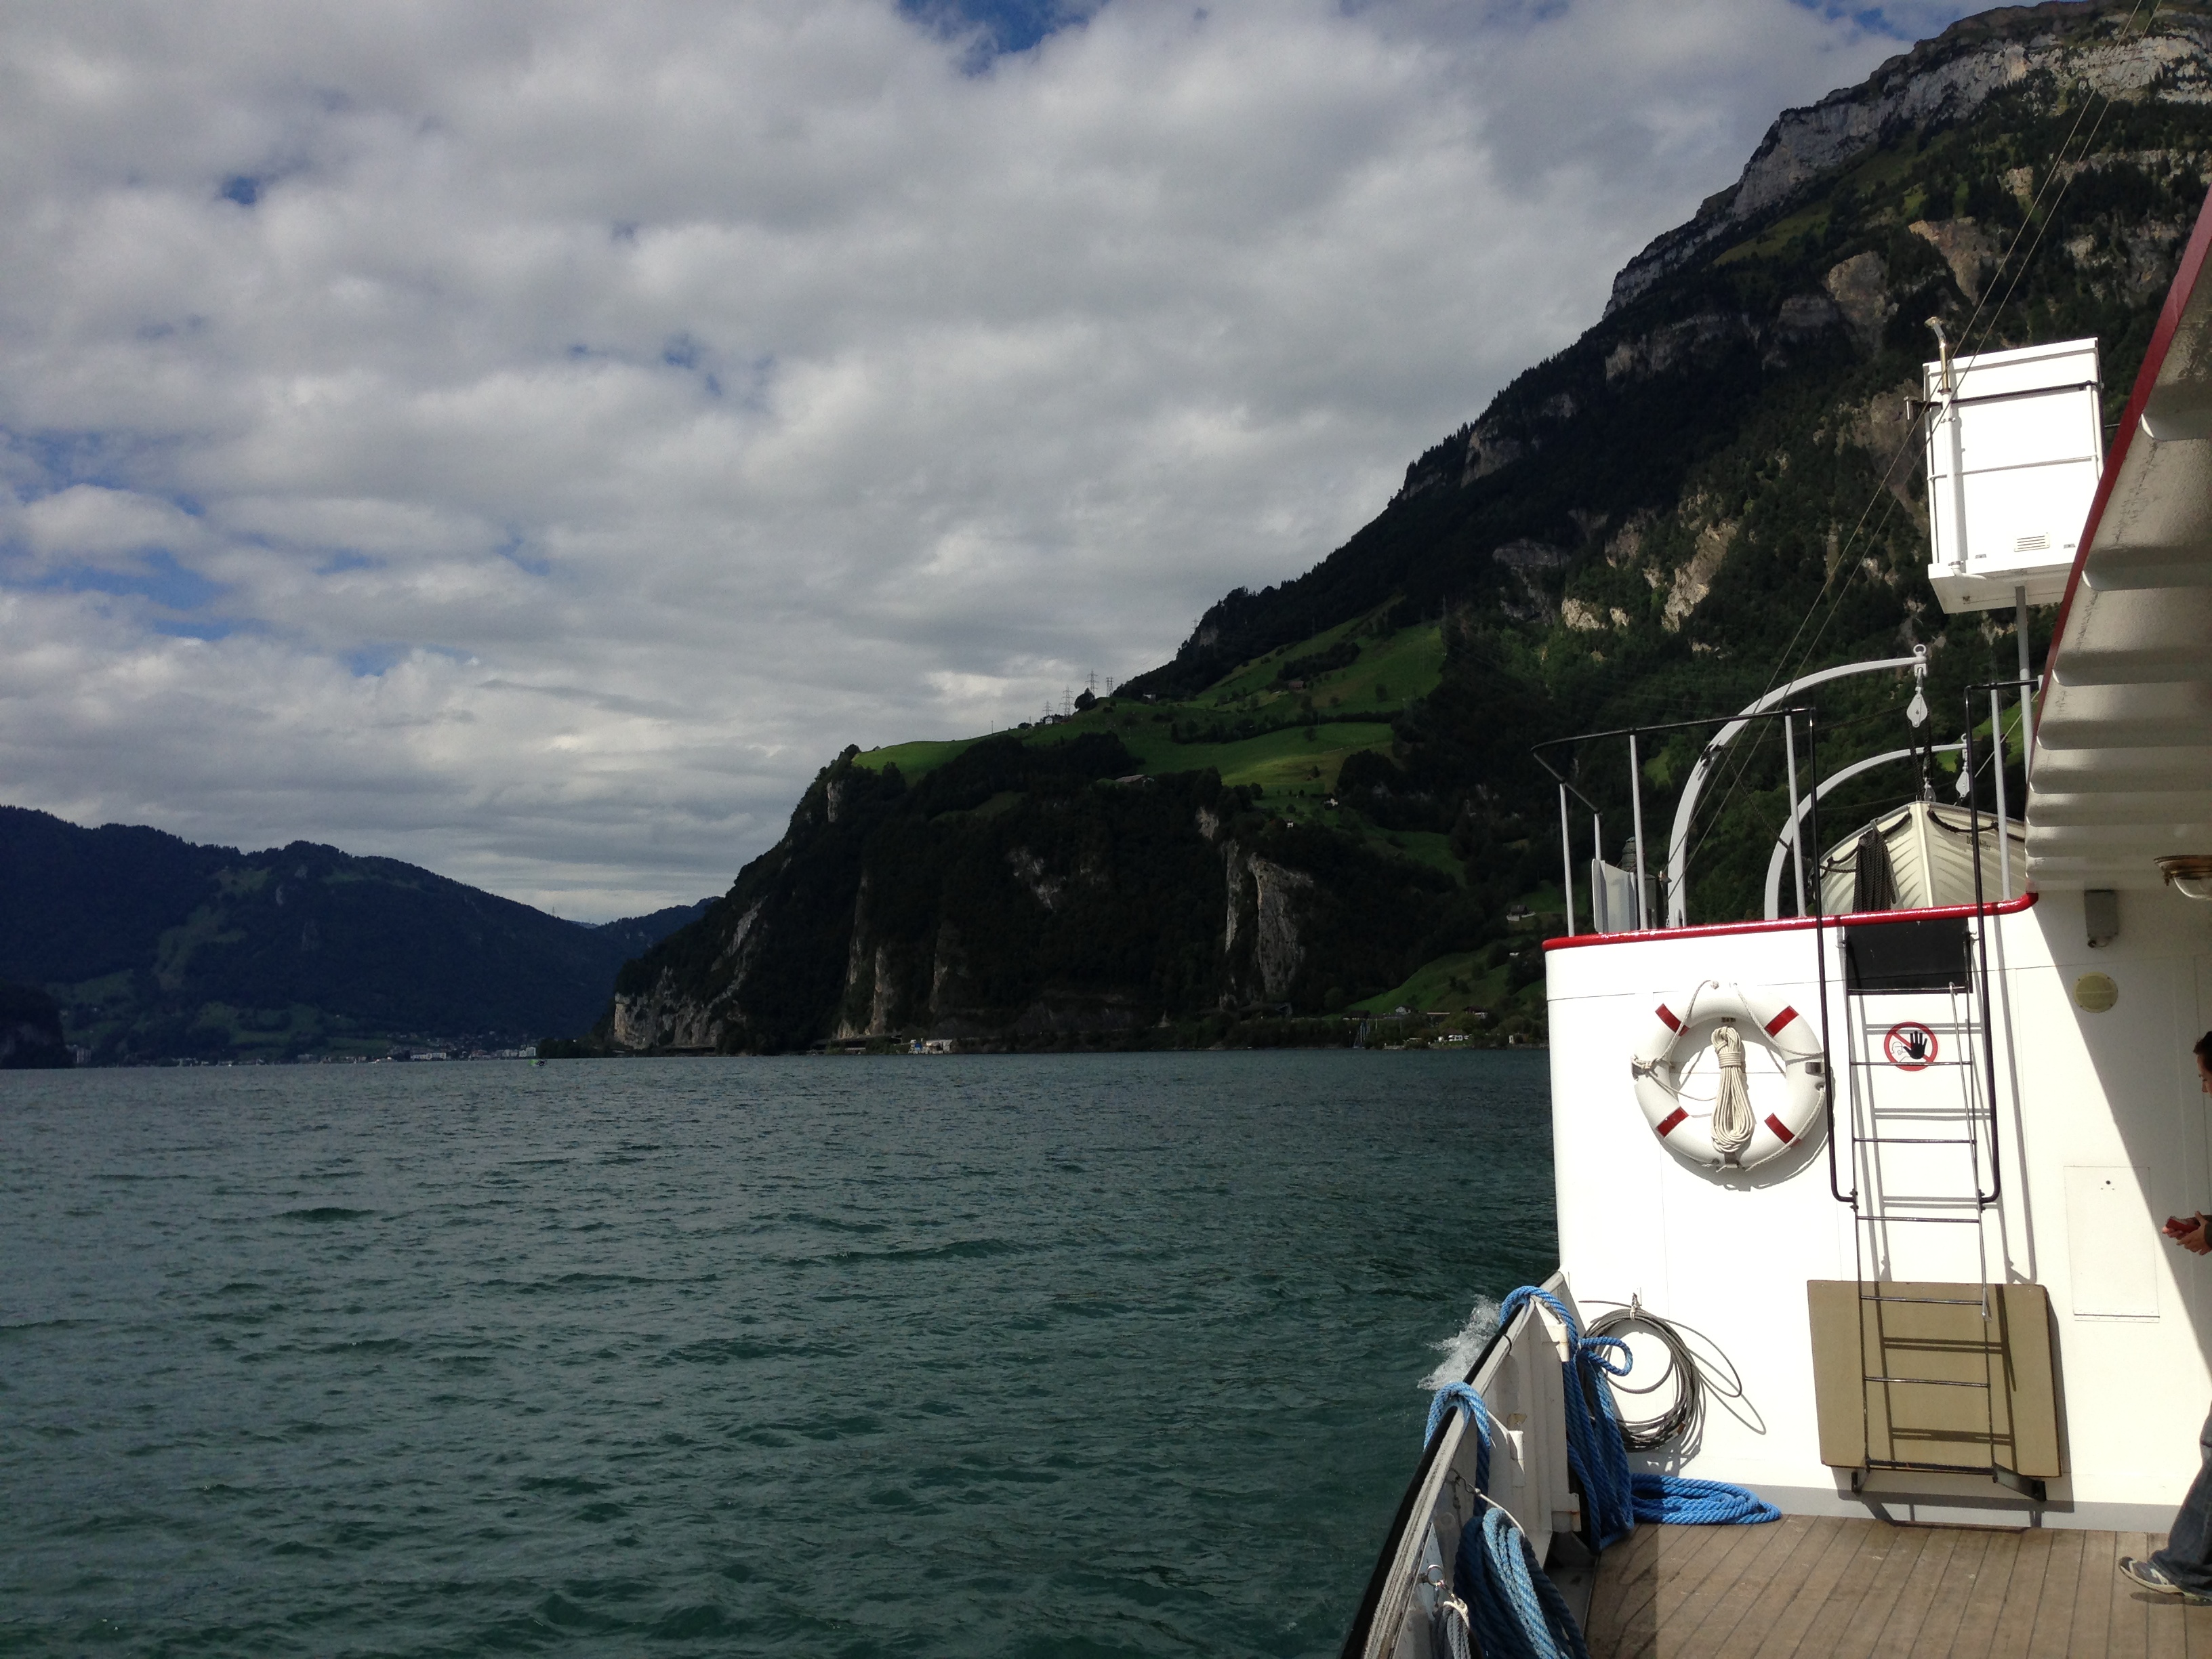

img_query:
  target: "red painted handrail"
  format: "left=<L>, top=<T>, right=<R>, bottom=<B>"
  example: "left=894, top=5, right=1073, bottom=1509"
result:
left=1542, top=890, right=2039, bottom=953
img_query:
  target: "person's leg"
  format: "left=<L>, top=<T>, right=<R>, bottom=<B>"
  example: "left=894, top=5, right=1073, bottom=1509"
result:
left=2149, top=1403, right=2212, bottom=1595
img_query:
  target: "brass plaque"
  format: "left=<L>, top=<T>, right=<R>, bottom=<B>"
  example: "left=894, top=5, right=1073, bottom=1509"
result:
left=2074, top=972, right=2118, bottom=1012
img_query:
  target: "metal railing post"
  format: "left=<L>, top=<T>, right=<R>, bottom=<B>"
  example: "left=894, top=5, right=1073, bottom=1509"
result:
left=1784, top=712, right=1807, bottom=919
left=1558, top=784, right=1576, bottom=937
left=1629, top=733, right=1649, bottom=930
left=1990, top=690, right=2012, bottom=902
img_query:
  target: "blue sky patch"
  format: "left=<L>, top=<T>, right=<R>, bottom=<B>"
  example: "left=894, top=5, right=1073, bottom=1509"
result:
left=41, top=549, right=224, bottom=611
left=1789, top=1, right=1978, bottom=39
left=5, top=426, right=159, bottom=493
left=150, top=615, right=253, bottom=642
left=345, top=644, right=407, bottom=678
left=900, top=0, right=1101, bottom=57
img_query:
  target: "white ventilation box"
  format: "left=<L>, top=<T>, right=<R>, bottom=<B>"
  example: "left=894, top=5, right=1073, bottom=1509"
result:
left=1923, top=337, right=2104, bottom=614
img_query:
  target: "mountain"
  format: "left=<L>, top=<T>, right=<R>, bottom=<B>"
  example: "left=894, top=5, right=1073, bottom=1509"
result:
left=581, top=0, right=2212, bottom=1056
left=0, top=806, right=710, bottom=1063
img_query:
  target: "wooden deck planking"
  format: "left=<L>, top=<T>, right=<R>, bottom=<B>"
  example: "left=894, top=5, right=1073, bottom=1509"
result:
left=1582, top=1520, right=1664, bottom=1647
left=2064, top=1529, right=2119, bottom=1659
left=1982, top=1530, right=2057, bottom=1659
left=2024, top=1530, right=2090, bottom=1659
left=1914, top=1528, right=2000, bottom=1659
left=2177, top=1597, right=2212, bottom=1658
left=1872, top=1525, right=1963, bottom=1659
left=1584, top=1521, right=2211, bottom=1659
left=1652, top=1522, right=1768, bottom=1627
left=1820, top=1520, right=1925, bottom=1657
left=2107, top=1533, right=2151, bottom=1659
left=1645, top=1521, right=1778, bottom=1659
left=1668, top=1523, right=1803, bottom=1656
left=1614, top=1525, right=1746, bottom=1659
left=1941, top=1530, right=2023, bottom=1659
left=1729, top=1515, right=1883, bottom=1659
left=1698, top=1516, right=1855, bottom=1658
left=1835, top=1525, right=1936, bottom=1659
left=1584, top=1521, right=1679, bottom=1658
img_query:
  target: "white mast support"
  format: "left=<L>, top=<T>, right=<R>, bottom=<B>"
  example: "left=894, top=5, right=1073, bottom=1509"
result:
left=1937, top=323, right=1971, bottom=574
left=1763, top=742, right=1966, bottom=920
left=1558, top=784, right=1576, bottom=937
left=1629, top=733, right=1648, bottom=930
left=2015, top=584, right=2035, bottom=781
left=1991, top=690, right=2013, bottom=902
left=1783, top=714, right=1807, bottom=919
left=1589, top=812, right=1602, bottom=932
left=1663, top=649, right=1927, bottom=925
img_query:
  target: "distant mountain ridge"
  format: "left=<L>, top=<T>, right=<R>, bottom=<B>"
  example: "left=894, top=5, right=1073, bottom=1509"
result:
left=0, top=805, right=708, bottom=1063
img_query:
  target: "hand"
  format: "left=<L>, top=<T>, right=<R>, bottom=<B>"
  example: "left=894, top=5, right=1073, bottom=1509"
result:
left=2187, top=1216, right=2212, bottom=1256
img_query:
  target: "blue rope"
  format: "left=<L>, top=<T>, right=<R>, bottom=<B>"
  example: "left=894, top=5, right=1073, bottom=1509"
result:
left=1632, top=1473, right=1781, bottom=1525
left=1454, top=1505, right=1593, bottom=1659
left=1426, top=1374, right=1586, bottom=1659
left=1425, top=1382, right=1493, bottom=1492
left=1497, top=1286, right=1639, bottom=1551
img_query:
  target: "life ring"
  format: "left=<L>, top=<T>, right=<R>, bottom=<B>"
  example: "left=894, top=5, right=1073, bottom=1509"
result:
left=1629, top=981, right=1826, bottom=1172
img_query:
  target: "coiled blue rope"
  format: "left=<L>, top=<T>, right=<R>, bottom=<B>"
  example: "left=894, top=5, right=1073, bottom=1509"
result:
left=1427, top=1382, right=1588, bottom=1659
left=1631, top=1473, right=1780, bottom=1525
left=1456, top=1505, right=1593, bottom=1659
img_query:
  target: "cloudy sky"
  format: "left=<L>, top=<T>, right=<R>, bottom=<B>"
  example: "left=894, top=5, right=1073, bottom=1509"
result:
left=0, top=0, right=1980, bottom=918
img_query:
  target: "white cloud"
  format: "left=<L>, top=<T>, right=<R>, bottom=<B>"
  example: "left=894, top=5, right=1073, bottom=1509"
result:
left=16, top=485, right=213, bottom=563
left=0, top=0, right=1973, bottom=916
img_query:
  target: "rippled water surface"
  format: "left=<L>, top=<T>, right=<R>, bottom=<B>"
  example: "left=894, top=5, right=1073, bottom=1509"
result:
left=1, top=1052, right=1555, bottom=1656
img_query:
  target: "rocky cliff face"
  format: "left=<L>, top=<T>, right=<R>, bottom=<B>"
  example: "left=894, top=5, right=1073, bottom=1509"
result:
left=1607, top=1, right=2212, bottom=313
left=596, top=736, right=1469, bottom=1052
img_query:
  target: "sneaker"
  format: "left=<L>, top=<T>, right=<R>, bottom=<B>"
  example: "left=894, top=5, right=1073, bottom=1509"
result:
left=2119, top=1557, right=2212, bottom=1603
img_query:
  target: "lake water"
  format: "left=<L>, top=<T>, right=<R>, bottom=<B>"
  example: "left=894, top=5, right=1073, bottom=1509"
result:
left=1, top=1051, right=1555, bottom=1658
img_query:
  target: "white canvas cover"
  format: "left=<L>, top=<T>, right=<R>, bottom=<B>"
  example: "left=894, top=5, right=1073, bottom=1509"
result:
left=1819, top=798, right=2028, bottom=913
left=1589, top=859, right=1640, bottom=933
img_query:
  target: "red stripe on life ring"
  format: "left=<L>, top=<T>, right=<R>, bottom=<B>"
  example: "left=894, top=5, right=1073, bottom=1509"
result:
left=1764, top=1113, right=1795, bottom=1144
left=1655, top=1004, right=1681, bottom=1032
left=1656, top=1107, right=1688, bottom=1137
left=1764, top=1005, right=1800, bottom=1037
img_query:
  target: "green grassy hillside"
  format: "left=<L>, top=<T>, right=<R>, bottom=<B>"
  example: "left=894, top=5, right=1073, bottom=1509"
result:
left=857, top=619, right=1450, bottom=844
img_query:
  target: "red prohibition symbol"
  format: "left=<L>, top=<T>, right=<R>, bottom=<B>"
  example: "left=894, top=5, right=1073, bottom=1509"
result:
left=1883, top=1021, right=1939, bottom=1070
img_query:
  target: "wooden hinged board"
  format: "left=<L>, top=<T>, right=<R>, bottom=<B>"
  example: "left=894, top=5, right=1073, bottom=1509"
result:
left=1807, top=1280, right=2064, bottom=1477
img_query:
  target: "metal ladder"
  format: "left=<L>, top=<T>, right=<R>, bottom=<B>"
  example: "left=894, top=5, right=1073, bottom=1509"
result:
left=1826, top=924, right=2033, bottom=1496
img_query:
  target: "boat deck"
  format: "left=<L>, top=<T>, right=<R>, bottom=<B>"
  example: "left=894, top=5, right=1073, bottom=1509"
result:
left=1583, top=1517, right=2212, bottom=1658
